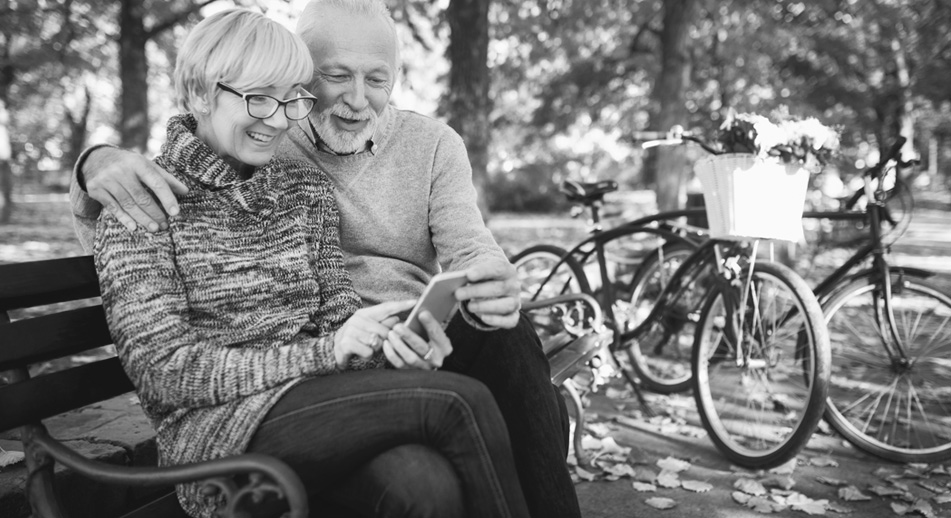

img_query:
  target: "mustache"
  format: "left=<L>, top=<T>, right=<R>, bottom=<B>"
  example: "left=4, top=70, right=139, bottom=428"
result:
left=324, top=104, right=376, bottom=121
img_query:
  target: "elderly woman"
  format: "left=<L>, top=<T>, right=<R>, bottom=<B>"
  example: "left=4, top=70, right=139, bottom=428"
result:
left=93, top=9, right=529, bottom=518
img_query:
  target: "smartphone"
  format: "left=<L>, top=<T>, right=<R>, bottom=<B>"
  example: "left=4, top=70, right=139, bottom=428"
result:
left=404, top=270, right=470, bottom=340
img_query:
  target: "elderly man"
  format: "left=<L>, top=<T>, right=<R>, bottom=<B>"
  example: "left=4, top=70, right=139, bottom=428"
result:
left=70, top=0, right=581, bottom=516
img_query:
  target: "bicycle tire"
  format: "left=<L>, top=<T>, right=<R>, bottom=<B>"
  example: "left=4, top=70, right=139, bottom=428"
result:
left=692, top=260, right=830, bottom=469
left=822, top=273, right=951, bottom=463
left=511, top=244, right=591, bottom=300
left=619, top=240, right=698, bottom=394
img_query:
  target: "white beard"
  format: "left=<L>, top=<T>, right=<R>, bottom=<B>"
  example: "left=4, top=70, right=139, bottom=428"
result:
left=313, top=104, right=379, bottom=154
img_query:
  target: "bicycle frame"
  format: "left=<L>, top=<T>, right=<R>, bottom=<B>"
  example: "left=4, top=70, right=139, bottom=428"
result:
left=522, top=208, right=705, bottom=330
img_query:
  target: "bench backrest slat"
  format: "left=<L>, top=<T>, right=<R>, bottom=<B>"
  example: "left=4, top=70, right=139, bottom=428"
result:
left=0, top=305, right=113, bottom=371
left=0, top=357, right=134, bottom=431
left=0, top=256, right=100, bottom=311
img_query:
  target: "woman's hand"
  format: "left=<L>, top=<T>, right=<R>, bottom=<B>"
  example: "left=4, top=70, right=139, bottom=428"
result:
left=382, top=310, right=453, bottom=370
left=334, top=300, right=415, bottom=369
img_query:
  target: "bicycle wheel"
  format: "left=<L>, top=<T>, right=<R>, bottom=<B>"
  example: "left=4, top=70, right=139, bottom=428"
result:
left=618, top=240, right=699, bottom=393
left=822, top=274, right=951, bottom=462
left=693, top=260, right=830, bottom=468
left=511, top=244, right=590, bottom=301
left=511, top=245, right=592, bottom=343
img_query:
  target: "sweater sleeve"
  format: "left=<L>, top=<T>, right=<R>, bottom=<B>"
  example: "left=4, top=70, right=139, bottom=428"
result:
left=428, top=131, right=508, bottom=272
left=307, top=178, right=386, bottom=370
left=70, top=164, right=102, bottom=254
left=94, top=214, right=339, bottom=412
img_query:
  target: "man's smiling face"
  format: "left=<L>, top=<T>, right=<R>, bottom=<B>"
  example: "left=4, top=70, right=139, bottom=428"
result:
left=307, top=6, right=397, bottom=154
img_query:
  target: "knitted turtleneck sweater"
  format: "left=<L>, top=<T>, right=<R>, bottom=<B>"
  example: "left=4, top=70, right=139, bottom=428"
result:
left=93, top=114, right=372, bottom=517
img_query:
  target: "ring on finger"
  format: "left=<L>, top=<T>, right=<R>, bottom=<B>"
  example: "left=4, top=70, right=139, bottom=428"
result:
left=422, top=347, right=434, bottom=361
left=364, top=333, right=382, bottom=348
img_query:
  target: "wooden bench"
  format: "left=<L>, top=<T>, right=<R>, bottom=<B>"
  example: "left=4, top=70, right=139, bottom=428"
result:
left=0, top=255, right=307, bottom=518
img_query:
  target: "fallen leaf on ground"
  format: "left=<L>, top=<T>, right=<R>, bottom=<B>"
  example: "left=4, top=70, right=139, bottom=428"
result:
left=910, top=499, right=937, bottom=518
left=587, top=422, right=611, bottom=436
left=575, top=467, right=597, bottom=481
left=581, top=435, right=602, bottom=450
left=735, top=478, right=768, bottom=496
left=0, top=450, right=25, bottom=469
left=633, top=467, right=657, bottom=483
left=868, top=484, right=906, bottom=497
left=601, top=462, right=637, bottom=479
left=817, top=476, right=848, bottom=487
left=769, top=458, right=798, bottom=475
left=733, top=491, right=753, bottom=504
left=761, top=475, right=796, bottom=490
left=656, top=456, right=691, bottom=473
left=656, top=470, right=681, bottom=488
left=891, top=502, right=910, bottom=515
left=838, top=486, right=871, bottom=501
left=825, top=502, right=854, bottom=514
left=809, top=456, right=839, bottom=468
left=873, top=466, right=898, bottom=478
left=891, top=480, right=912, bottom=491
left=681, top=480, right=713, bottom=493
left=788, top=493, right=829, bottom=515
left=645, top=497, right=677, bottom=510
left=597, top=436, right=631, bottom=455
left=738, top=496, right=775, bottom=514
left=631, top=481, right=656, bottom=492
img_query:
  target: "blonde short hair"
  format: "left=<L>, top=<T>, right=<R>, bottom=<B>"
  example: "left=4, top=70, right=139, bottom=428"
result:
left=174, top=9, right=314, bottom=113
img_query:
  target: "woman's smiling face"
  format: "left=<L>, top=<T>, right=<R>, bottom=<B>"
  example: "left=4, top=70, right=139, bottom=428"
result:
left=196, top=83, right=302, bottom=171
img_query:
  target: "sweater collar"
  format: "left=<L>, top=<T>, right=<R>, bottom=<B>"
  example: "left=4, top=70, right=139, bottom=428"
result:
left=160, top=114, right=243, bottom=188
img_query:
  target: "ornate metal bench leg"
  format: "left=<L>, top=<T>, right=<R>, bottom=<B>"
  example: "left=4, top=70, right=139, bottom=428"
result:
left=561, top=378, right=589, bottom=467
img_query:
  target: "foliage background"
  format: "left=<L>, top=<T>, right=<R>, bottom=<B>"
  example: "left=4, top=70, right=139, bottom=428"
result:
left=1, top=0, right=950, bottom=224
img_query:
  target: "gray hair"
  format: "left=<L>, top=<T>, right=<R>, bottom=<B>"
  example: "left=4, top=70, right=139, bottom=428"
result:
left=296, top=0, right=401, bottom=68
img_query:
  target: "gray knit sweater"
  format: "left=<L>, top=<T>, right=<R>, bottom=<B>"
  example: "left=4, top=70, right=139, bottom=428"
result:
left=94, top=114, right=371, bottom=517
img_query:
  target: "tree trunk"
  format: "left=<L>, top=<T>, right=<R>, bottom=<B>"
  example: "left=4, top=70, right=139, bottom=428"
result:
left=445, top=0, right=491, bottom=219
left=0, top=64, right=13, bottom=224
left=119, top=0, right=150, bottom=153
left=651, top=0, right=698, bottom=211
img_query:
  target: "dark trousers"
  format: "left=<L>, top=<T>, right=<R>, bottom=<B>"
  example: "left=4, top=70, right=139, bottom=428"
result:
left=247, top=369, right=529, bottom=518
left=441, top=312, right=581, bottom=518
left=247, top=313, right=580, bottom=518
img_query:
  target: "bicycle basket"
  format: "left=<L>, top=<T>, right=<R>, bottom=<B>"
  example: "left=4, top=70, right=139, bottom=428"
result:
left=694, top=154, right=812, bottom=242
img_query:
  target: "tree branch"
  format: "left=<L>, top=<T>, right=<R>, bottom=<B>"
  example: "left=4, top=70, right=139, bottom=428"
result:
left=147, top=0, right=221, bottom=38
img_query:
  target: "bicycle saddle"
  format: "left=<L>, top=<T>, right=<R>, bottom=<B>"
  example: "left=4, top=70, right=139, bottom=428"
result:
left=559, top=179, right=619, bottom=203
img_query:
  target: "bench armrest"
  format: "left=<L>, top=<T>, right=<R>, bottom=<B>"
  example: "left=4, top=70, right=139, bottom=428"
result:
left=521, top=292, right=605, bottom=334
left=29, top=431, right=307, bottom=518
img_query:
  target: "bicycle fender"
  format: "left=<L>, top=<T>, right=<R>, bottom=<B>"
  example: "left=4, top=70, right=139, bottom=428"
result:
left=816, top=266, right=935, bottom=304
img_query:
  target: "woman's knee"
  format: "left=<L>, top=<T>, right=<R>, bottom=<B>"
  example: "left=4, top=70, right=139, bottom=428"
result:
left=367, top=445, right=465, bottom=518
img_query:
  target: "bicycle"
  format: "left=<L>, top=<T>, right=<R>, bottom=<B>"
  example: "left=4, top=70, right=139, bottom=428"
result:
left=641, top=134, right=951, bottom=463
left=802, top=138, right=951, bottom=463
left=512, top=132, right=831, bottom=469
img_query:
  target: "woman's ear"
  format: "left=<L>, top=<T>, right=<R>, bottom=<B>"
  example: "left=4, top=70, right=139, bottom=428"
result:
left=186, top=85, right=211, bottom=116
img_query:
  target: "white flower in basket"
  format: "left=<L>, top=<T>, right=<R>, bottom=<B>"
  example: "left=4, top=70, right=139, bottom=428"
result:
left=694, top=110, right=840, bottom=242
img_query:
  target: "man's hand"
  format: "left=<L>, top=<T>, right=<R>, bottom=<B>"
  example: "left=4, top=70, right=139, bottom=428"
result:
left=83, top=147, right=189, bottom=232
left=454, top=260, right=522, bottom=329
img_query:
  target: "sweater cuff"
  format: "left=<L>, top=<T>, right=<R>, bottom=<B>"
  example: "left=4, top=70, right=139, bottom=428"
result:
left=74, top=143, right=118, bottom=192
left=459, top=301, right=498, bottom=332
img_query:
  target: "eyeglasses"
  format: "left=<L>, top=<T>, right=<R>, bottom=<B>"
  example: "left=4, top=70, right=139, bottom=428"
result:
left=217, top=82, right=317, bottom=121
